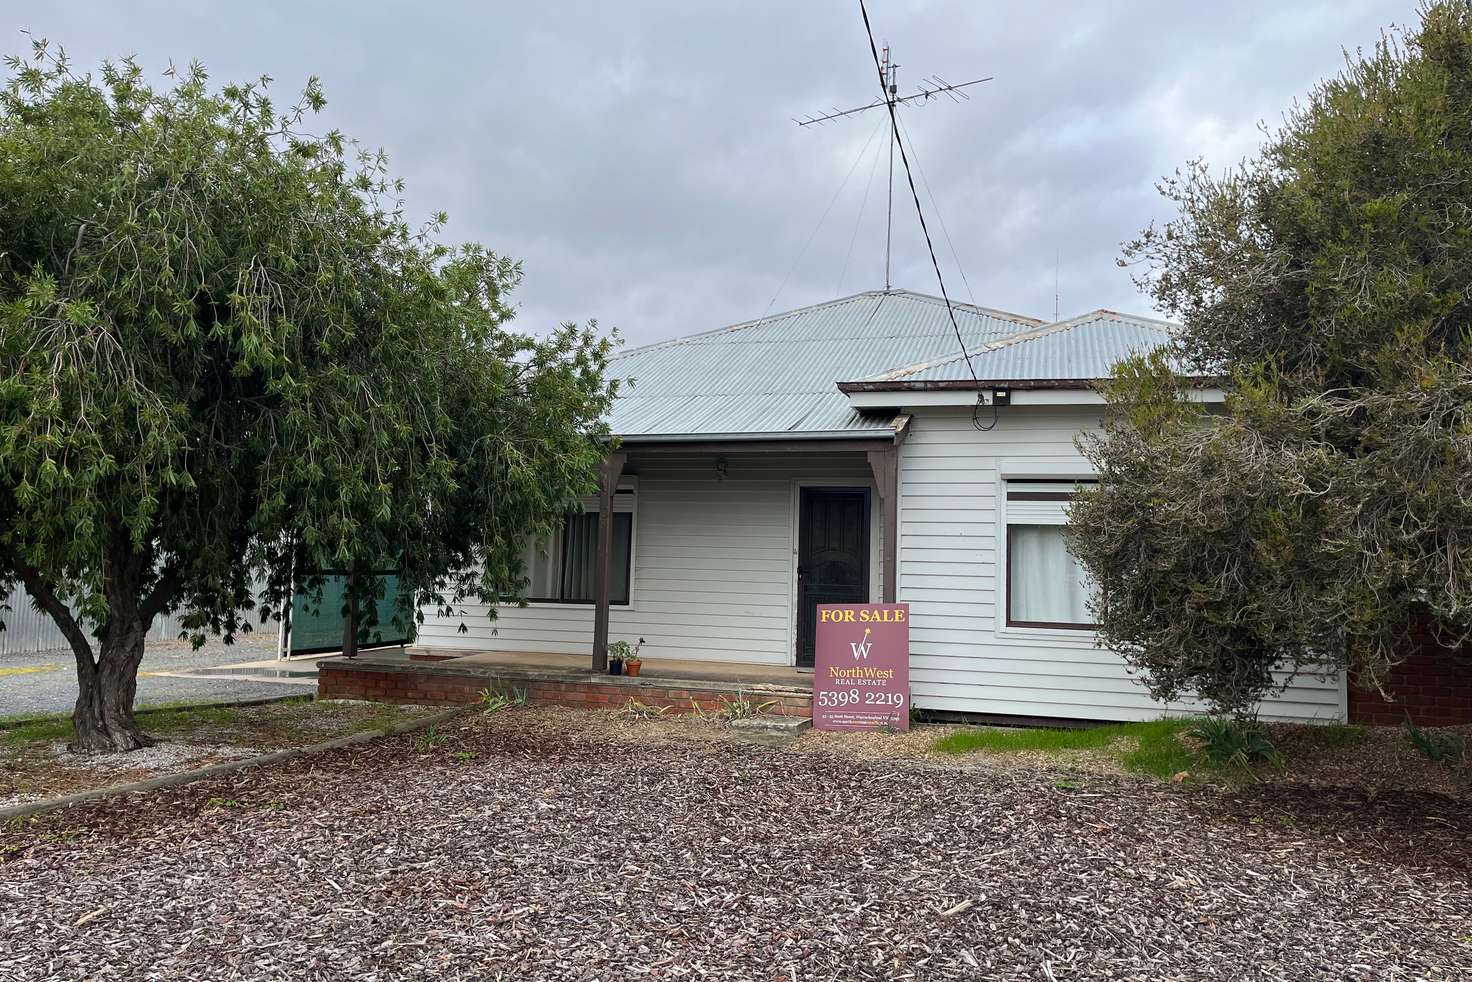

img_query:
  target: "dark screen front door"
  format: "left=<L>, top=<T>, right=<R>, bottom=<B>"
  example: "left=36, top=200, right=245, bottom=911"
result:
left=797, top=487, right=870, bottom=668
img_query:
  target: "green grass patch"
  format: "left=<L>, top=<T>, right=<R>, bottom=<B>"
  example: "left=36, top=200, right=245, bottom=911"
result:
left=934, top=718, right=1199, bottom=779
left=2, top=704, right=242, bottom=746
left=1120, top=720, right=1199, bottom=778
left=1, top=716, right=75, bottom=744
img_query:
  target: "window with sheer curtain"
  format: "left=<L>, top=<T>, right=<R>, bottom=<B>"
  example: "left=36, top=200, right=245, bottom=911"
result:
left=523, top=496, right=634, bottom=605
left=1005, top=482, right=1096, bottom=630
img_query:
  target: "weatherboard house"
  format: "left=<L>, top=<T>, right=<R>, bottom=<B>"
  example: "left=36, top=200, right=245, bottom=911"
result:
left=320, top=289, right=1350, bottom=723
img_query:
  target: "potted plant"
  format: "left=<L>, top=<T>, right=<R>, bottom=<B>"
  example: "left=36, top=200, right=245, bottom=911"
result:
left=607, top=640, right=629, bottom=676
left=623, top=637, right=646, bottom=677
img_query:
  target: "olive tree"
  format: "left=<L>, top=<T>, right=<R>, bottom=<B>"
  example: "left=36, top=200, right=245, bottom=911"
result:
left=1067, top=2, right=1472, bottom=714
left=0, top=43, right=618, bottom=750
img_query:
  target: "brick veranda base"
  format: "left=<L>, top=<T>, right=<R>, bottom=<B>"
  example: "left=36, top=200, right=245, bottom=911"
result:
left=1349, top=619, right=1472, bottom=727
left=319, top=660, right=813, bottom=718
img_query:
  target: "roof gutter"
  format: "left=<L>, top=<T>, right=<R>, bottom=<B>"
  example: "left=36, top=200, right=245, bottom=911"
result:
left=618, top=428, right=894, bottom=443
left=837, top=374, right=1227, bottom=394
left=837, top=377, right=1105, bottom=394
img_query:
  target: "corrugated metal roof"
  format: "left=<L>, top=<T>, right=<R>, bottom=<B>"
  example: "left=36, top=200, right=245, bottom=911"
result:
left=846, top=309, right=1176, bottom=386
left=608, top=290, right=1042, bottom=438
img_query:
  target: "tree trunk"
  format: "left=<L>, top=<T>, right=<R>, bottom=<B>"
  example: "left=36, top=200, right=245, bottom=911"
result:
left=70, top=625, right=154, bottom=753
left=8, top=535, right=174, bottom=753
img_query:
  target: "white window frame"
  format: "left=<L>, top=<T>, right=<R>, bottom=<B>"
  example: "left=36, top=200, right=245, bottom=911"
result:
left=521, top=478, right=639, bottom=609
left=994, top=462, right=1098, bottom=643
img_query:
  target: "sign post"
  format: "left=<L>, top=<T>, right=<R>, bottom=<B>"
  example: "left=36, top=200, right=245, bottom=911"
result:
left=812, top=603, right=911, bottom=731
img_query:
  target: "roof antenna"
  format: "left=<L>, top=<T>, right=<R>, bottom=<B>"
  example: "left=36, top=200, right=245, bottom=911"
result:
left=794, top=34, right=990, bottom=294
left=1054, top=250, right=1060, bottom=322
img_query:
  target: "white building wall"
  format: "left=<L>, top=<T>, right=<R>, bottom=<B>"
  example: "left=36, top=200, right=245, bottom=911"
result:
left=897, top=406, right=1346, bottom=723
left=416, top=452, right=880, bottom=666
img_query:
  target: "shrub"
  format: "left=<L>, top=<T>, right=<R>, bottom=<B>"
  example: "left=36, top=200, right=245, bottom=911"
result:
left=1186, top=717, right=1281, bottom=769
left=1403, top=718, right=1468, bottom=762
left=478, top=687, right=528, bottom=714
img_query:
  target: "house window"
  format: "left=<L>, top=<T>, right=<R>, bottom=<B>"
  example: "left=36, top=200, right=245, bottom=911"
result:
left=523, top=491, right=635, bottom=604
left=1005, top=481, right=1096, bottom=630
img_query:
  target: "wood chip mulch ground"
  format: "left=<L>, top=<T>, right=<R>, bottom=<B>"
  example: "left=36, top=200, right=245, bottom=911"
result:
left=0, top=699, right=434, bottom=808
left=1, top=707, right=1469, bottom=980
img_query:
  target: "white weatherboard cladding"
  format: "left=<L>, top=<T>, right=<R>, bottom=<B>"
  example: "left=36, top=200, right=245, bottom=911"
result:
left=897, top=407, right=1346, bottom=723
left=415, top=453, right=880, bottom=665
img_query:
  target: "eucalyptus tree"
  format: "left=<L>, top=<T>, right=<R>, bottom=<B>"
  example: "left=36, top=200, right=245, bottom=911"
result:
left=1067, top=1, right=1472, bottom=714
left=0, top=43, right=618, bottom=750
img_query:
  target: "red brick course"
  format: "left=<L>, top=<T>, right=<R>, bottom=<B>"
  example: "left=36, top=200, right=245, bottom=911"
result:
left=1348, top=619, right=1472, bottom=727
left=319, top=663, right=813, bottom=718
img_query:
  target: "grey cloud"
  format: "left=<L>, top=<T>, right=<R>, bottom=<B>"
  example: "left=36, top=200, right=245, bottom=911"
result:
left=7, top=1, right=1417, bottom=345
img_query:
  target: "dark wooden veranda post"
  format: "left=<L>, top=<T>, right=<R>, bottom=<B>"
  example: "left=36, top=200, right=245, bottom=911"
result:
left=867, top=416, right=909, bottom=604
left=591, top=451, right=627, bottom=672
left=341, top=561, right=359, bottom=659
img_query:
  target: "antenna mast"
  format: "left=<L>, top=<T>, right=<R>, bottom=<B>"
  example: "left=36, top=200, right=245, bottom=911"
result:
left=883, top=46, right=896, bottom=290
left=795, top=46, right=989, bottom=292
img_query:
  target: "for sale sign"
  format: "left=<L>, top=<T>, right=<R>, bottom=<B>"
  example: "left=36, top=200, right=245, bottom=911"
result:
left=813, top=603, right=911, bottom=732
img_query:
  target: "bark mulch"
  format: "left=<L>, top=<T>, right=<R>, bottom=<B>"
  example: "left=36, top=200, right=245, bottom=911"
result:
left=1, top=707, right=1469, bottom=980
left=0, top=699, right=433, bottom=808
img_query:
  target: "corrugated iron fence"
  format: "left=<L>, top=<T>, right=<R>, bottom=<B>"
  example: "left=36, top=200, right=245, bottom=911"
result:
left=0, top=585, right=191, bottom=657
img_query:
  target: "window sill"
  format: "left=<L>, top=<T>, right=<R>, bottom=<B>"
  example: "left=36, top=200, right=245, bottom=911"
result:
left=995, top=624, right=1099, bottom=645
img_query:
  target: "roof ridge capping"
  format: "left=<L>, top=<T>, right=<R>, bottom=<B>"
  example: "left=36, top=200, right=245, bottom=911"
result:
left=610, top=289, right=1043, bottom=361
left=851, top=307, right=1176, bottom=383
left=883, top=288, right=1045, bottom=326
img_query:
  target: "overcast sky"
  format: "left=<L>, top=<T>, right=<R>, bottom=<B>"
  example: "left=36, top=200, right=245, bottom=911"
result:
left=9, top=1, right=1418, bottom=347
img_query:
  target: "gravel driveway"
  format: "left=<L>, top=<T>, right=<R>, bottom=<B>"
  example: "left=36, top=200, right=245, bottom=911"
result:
left=0, top=636, right=312, bottom=719
left=2, top=709, right=1469, bottom=980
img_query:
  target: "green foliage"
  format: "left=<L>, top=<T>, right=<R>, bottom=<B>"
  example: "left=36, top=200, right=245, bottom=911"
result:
left=1069, top=2, right=1472, bottom=714
left=608, top=638, right=645, bottom=663
left=1403, top=717, right=1469, bottom=762
left=687, top=693, right=777, bottom=721
left=1186, top=717, right=1282, bottom=769
left=715, top=694, right=777, bottom=721
left=414, top=725, right=448, bottom=751
left=617, top=698, right=673, bottom=719
left=478, top=686, right=528, bottom=714
left=0, top=42, right=617, bottom=746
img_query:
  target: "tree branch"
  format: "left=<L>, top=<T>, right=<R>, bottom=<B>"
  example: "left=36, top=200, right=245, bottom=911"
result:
left=1, top=543, right=95, bottom=671
left=140, top=558, right=184, bottom=625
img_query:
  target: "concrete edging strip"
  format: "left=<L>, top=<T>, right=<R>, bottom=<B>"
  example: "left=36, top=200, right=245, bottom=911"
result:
left=0, top=705, right=471, bottom=823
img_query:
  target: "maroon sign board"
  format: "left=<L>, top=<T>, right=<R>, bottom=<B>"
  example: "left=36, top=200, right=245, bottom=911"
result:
left=813, top=603, right=911, bottom=731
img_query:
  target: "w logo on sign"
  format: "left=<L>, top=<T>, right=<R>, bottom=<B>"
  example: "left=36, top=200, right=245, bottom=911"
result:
left=849, top=627, right=873, bottom=661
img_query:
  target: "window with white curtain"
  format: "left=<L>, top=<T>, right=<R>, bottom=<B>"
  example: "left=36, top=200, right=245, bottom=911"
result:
left=523, top=491, right=635, bottom=604
left=1005, top=481, right=1096, bottom=629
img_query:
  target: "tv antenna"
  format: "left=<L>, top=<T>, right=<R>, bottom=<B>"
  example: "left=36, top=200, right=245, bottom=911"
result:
left=794, top=39, right=990, bottom=291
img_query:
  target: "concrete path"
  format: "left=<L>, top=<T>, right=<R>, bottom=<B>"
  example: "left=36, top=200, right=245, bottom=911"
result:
left=0, top=637, right=315, bottom=719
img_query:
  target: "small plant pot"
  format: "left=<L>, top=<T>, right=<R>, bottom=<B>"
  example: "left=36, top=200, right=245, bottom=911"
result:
left=609, top=658, right=624, bottom=676
left=625, top=660, right=642, bottom=678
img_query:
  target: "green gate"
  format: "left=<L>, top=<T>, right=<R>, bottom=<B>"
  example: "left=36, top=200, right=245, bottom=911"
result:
left=288, top=570, right=413, bottom=656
